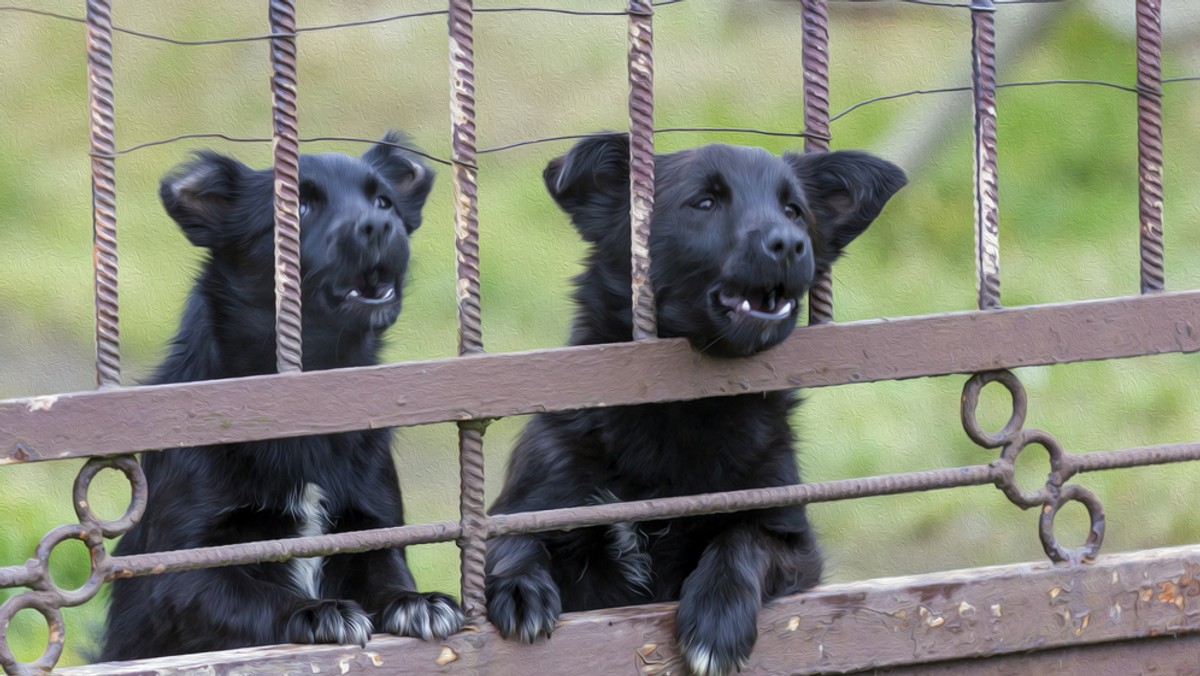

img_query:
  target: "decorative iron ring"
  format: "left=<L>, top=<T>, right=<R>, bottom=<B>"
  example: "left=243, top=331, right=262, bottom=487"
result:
left=32, top=524, right=107, bottom=607
left=72, top=455, right=147, bottom=538
left=961, top=370, right=1027, bottom=448
left=0, top=595, right=65, bottom=676
left=1039, top=484, right=1105, bottom=565
left=994, top=428, right=1070, bottom=509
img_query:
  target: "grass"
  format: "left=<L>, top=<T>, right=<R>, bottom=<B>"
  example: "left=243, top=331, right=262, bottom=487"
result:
left=2, top=0, right=1199, bottom=667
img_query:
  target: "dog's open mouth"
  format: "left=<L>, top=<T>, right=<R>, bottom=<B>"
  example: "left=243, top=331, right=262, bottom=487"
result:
left=716, top=287, right=796, bottom=322
left=346, top=267, right=398, bottom=305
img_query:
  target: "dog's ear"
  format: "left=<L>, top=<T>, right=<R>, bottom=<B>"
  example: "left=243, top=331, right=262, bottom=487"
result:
left=544, top=132, right=630, bottom=242
left=784, top=150, right=907, bottom=266
left=160, top=151, right=257, bottom=249
left=362, top=130, right=435, bottom=230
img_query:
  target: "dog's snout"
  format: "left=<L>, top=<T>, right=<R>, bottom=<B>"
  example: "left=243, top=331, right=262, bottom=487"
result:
left=763, top=225, right=809, bottom=264
left=355, top=218, right=397, bottom=248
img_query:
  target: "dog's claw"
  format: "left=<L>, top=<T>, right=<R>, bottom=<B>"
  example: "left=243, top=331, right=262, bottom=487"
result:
left=380, top=592, right=465, bottom=640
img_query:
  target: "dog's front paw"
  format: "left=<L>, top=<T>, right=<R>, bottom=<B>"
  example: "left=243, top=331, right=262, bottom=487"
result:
left=485, top=567, right=561, bottom=643
left=676, top=592, right=758, bottom=676
left=285, top=599, right=374, bottom=647
left=379, top=591, right=464, bottom=640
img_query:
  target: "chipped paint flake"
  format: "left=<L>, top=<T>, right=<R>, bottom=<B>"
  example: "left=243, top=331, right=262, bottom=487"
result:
left=958, top=601, right=975, bottom=616
left=27, top=395, right=58, bottom=412
left=787, top=616, right=800, bottom=632
left=339, top=657, right=351, bottom=674
left=919, top=605, right=945, bottom=628
left=366, top=651, right=383, bottom=667
left=990, top=604, right=1002, bottom=617
left=638, top=644, right=657, bottom=658
left=1049, top=586, right=1062, bottom=599
left=436, top=647, right=458, bottom=666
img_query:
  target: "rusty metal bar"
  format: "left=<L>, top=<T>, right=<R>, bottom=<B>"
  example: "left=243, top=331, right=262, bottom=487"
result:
left=448, top=0, right=488, bottom=625
left=86, top=0, right=120, bottom=388
left=628, top=0, right=657, bottom=340
left=60, top=544, right=1200, bottom=676
left=104, top=520, right=461, bottom=579
left=801, top=0, right=834, bottom=325
left=5, top=290, right=1200, bottom=464
left=269, top=0, right=303, bottom=373
left=971, top=0, right=1001, bottom=309
left=1136, top=0, right=1165, bottom=294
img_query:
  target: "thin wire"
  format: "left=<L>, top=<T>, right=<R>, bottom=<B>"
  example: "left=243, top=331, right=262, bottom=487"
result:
left=0, top=1, right=684, bottom=47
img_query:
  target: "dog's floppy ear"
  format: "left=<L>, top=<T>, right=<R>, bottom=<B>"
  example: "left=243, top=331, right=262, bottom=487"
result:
left=160, top=151, right=258, bottom=250
left=785, top=150, right=907, bottom=267
left=544, top=132, right=630, bottom=243
left=362, top=130, right=435, bottom=231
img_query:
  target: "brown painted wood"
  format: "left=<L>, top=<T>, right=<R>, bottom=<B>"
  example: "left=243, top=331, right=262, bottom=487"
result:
left=5, top=291, right=1200, bottom=464
left=61, top=544, right=1200, bottom=675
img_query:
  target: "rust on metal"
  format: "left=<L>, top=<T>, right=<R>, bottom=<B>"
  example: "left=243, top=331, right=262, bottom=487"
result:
left=4, top=291, right=1200, bottom=464
left=801, top=0, right=834, bottom=325
left=55, top=545, right=1200, bottom=676
left=628, top=0, right=657, bottom=340
left=269, top=0, right=303, bottom=373
left=448, top=0, right=488, bottom=625
left=86, top=0, right=120, bottom=387
left=1136, top=0, right=1165, bottom=293
left=971, top=0, right=1001, bottom=309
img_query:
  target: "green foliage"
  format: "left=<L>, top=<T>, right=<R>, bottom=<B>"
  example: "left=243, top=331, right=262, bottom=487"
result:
left=2, top=1, right=1199, bottom=667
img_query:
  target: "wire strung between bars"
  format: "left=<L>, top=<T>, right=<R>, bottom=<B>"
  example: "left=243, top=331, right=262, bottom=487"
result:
left=88, top=75, right=1198, bottom=164
left=0, top=1, right=684, bottom=46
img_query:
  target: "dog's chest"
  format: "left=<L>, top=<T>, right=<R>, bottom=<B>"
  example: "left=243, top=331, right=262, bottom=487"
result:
left=286, top=482, right=330, bottom=598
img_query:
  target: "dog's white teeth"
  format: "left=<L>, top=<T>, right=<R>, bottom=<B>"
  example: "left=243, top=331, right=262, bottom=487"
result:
left=738, top=299, right=752, bottom=314
left=348, top=289, right=361, bottom=298
left=777, top=299, right=795, bottom=316
left=380, top=287, right=396, bottom=301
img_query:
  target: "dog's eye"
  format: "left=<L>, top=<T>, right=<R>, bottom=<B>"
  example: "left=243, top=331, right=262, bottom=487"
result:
left=299, top=200, right=310, bottom=218
left=692, top=197, right=715, bottom=211
left=375, top=195, right=393, bottom=210
left=783, top=203, right=802, bottom=221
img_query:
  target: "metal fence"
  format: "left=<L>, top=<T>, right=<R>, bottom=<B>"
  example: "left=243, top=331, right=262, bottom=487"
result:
left=2, top=0, right=1200, bottom=674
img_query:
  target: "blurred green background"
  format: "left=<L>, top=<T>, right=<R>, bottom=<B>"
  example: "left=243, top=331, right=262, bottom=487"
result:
left=2, top=0, right=1200, bottom=666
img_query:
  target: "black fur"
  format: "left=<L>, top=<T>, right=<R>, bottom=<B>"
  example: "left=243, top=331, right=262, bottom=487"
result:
left=485, top=134, right=905, bottom=676
left=101, top=132, right=463, bottom=662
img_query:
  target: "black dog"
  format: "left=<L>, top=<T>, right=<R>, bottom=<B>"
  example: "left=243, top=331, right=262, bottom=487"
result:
left=101, top=132, right=463, bottom=661
left=485, top=134, right=905, bottom=675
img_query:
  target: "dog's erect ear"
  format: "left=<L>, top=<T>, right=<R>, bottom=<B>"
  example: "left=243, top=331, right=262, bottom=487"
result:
left=362, top=130, right=435, bottom=229
left=785, top=150, right=907, bottom=266
left=160, top=151, right=257, bottom=250
left=544, top=132, right=630, bottom=242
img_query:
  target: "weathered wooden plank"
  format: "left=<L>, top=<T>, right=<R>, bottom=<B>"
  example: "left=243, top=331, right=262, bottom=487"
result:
left=61, top=544, right=1200, bottom=675
left=5, top=291, right=1200, bottom=464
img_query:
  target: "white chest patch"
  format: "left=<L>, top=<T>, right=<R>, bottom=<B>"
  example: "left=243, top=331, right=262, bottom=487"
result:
left=287, top=482, right=330, bottom=599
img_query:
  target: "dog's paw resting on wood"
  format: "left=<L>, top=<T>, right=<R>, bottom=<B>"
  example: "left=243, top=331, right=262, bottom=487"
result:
left=485, top=133, right=905, bottom=676
left=101, top=132, right=463, bottom=661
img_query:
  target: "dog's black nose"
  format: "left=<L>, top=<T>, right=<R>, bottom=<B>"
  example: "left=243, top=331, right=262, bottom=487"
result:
left=355, top=219, right=397, bottom=248
left=763, top=225, right=809, bottom=264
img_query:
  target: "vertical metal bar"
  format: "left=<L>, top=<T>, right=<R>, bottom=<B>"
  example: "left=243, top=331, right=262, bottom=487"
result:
left=801, top=0, right=833, bottom=325
left=269, top=0, right=303, bottom=373
left=1136, top=0, right=1165, bottom=294
left=628, top=0, right=657, bottom=340
left=449, top=0, right=487, bottom=625
left=86, top=0, right=120, bottom=387
left=971, top=0, right=1001, bottom=310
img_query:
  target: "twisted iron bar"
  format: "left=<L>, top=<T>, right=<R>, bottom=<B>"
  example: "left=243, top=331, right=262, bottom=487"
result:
left=86, top=0, right=119, bottom=388
left=449, top=0, right=488, bottom=625
left=628, top=0, right=657, bottom=340
left=269, top=0, right=303, bottom=373
left=1136, top=0, right=1164, bottom=294
left=971, top=0, right=1001, bottom=310
left=802, top=0, right=835, bottom=325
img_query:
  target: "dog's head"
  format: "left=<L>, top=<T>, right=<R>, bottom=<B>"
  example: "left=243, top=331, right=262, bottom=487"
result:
left=160, top=131, right=434, bottom=334
left=545, top=133, right=906, bottom=357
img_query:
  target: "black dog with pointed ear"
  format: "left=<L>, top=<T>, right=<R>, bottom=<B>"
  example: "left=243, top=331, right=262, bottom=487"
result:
left=101, top=132, right=463, bottom=662
left=486, top=133, right=905, bottom=676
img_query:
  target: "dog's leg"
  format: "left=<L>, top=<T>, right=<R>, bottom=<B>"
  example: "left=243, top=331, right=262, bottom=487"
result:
left=484, top=533, right=562, bottom=643
left=676, top=522, right=820, bottom=676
